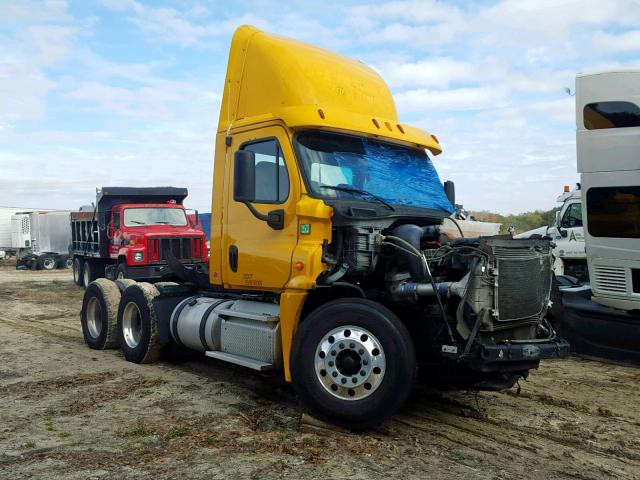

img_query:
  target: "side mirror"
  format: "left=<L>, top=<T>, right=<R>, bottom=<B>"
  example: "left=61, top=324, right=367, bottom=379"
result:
left=234, top=150, right=256, bottom=202
left=559, top=229, right=568, bottom=238
left=443, top=180, right=455, bottom=205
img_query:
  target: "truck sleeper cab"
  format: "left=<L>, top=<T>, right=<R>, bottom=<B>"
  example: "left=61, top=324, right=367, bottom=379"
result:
left=71, top=187, right=208, bottom=288
left=80, top=26, right=569, bottom=428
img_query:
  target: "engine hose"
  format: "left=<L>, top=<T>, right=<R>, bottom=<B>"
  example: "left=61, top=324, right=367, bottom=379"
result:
left=443, top=216, right=464, bottom=238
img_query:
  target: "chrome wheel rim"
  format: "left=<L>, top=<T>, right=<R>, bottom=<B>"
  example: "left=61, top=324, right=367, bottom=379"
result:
left=83, top=266, right=89, bottom=288
left=43, top=258, right=55, bottom=270
left=116, top=271, right=124, bottom=280
left=122, top=302, right=142, bottom=349
left=86, top=297, right=102, bottom=339
left=314, top=325, right=386, bottom=401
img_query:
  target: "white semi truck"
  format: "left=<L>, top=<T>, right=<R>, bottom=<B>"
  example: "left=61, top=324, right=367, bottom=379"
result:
left=516, top=186, right=586, bottom=280
left=554, top=69, right=640, bottom=365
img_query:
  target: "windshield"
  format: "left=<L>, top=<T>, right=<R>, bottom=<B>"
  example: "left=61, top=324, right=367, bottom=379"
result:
left=123, top=207, right=188, bottom=227
left=294, top=131, right=454, bottom=212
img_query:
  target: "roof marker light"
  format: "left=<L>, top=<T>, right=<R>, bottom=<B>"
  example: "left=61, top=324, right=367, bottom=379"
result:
left=372, top=118, right=380, bottom=129
left=318, top=109, right=325, bottom=119
left=397, top=124, right=405, bottom=134
left=563, top=185, right=570, bottom=193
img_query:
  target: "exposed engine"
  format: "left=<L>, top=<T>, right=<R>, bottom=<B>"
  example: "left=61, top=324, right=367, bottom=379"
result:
left=320, top=221, right=561, bottom=382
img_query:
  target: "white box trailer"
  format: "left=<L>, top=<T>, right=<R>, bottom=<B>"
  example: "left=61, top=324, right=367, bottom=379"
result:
left=1, top=209, right=73, bottom=270
left=0, top=207, right=24, bottom=253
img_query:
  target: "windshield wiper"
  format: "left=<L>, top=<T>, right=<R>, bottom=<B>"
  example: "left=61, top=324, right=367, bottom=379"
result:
left=129, top=220, right=147, bottom=225
left=319, top=185, right=395, bottom=211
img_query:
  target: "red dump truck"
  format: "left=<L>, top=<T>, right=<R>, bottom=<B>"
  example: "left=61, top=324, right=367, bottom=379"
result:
left=71, top=187, right=207, bottom=288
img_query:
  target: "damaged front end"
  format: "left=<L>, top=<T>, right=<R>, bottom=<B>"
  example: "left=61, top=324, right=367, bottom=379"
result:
left=385, top=234, right=570, bottom=389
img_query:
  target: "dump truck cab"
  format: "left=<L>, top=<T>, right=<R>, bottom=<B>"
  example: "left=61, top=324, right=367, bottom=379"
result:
left=80, top=26, right=568, bottom=428
left=71, top=187, right=207, bottom=288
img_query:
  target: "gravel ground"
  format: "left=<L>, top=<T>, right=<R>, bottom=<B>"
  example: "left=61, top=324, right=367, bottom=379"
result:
left=0, top=265, right=639, bottom=479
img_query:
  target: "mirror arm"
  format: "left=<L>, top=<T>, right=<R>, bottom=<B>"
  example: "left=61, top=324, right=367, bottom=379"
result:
left=243, top=202, right=269, bottom=222
left=242, top=202, right=284, bottom=230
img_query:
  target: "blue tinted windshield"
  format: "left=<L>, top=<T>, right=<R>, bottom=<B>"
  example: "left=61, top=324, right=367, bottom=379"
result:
left=295, top=132, right=454, bottom=213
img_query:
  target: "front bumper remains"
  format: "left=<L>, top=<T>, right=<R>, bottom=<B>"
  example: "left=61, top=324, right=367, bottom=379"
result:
left=479, top=339, right=571, bottom=365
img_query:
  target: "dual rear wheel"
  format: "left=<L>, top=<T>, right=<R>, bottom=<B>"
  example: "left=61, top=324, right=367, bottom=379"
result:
left=80, top=280, right=163, bottom=363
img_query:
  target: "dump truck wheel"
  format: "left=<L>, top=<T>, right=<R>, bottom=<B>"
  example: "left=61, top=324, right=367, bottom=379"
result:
left=80, top=278, right=121, bottom=349
left=83, top=260, right=102, bottom=289
left=291, top=298, right=415, bottom=429
left=117, top=282, right=163, bottom=364
left=116, top=262, right=128, bottom=280
left=73, top=257, right=84, bottom=286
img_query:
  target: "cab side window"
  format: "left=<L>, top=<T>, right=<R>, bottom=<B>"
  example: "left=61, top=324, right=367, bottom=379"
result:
left=241, top=139, right=289, bottom=204
left=561, top=203, right=582, bottom=228
left=113, top=212, right=120, bottom=230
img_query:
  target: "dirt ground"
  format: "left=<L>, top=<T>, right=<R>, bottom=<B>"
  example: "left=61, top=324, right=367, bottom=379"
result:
left=0, top=265, right=639, bottom=479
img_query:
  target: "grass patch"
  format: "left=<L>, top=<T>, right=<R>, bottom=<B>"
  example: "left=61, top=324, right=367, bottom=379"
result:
left=22, top=441, right=37, bottom=449
left=203, top=434, right=217, bottom=446
left=165, top=426, right=189, bottom=439
left=58, top=432, right=72, bottom=438
left=120, top=423, right=155, bottom=438
left=45, top=407, right=57, bottom=432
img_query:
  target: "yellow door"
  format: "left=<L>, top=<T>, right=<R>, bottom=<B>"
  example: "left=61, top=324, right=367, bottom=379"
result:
left=222, top=125, right=299, bottom=291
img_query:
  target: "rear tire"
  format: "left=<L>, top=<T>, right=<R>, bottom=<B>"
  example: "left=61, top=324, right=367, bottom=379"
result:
left=73, top=257, right=84, bottom=286
left=37, top=254, right=57, bottom=271
left=291, top=298, right=416, bottom=429
left=83, top=260, right=101, bottom=289
left=115, top=278, right=137, bottom=293
left=80, top=279, right=121, bottom=349
left=117, top=283, right=163, bottom=364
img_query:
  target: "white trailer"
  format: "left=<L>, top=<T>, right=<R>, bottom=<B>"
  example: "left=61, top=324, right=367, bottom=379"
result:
left=0, top=209, right=73, bottom=270
left=0, top=207, right=23, bottom=255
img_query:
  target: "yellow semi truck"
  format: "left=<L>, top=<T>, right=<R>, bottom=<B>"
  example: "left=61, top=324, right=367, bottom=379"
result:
left=80, top=26, right=569, bottom=428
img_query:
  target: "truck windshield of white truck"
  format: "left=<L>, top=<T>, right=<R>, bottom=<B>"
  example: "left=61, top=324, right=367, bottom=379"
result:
left=294, top=131, right=454, bottom=213
left=123, top=207, right=187, bottom=227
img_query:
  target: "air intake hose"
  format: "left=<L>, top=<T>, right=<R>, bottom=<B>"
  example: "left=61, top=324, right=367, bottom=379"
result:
left=390, top=224, right=425, bottom=281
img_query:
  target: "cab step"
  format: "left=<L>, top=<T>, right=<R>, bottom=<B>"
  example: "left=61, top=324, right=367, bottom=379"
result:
left=205, top=351, right=274, bottom=371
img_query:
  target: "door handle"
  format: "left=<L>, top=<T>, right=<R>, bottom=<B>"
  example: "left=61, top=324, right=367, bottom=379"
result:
left=229, top=245, right=238, bottom=272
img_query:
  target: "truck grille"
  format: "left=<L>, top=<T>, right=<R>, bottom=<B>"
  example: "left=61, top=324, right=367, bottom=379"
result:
left=148, top=237, right=202, bottom=263
left=593, top=265, right=627, bottom=294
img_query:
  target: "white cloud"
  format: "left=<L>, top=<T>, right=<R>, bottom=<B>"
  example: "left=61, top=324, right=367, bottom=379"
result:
left=593, top=29, right=640, bottom=53
left=395, top=86, right=509, bottom=113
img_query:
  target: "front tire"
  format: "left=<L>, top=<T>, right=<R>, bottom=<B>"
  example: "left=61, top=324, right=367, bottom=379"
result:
left=80, top=279, right=121, bottom=349
left=291, top=298, right=415, bottom=429
left=117, top=282, right=163, bottom=364
left=116, top=262, right=128, bottom=280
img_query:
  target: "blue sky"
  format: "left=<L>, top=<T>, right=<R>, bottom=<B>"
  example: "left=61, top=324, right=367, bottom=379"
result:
left=1, top=0, right=640, bottom=214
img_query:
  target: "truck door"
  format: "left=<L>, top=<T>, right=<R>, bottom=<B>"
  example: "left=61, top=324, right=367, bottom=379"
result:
left=557, top=201, right=585, bottom=259
left=109, top=211, right=122, bottom=258
left=222, top=125, right=299, bottom=290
